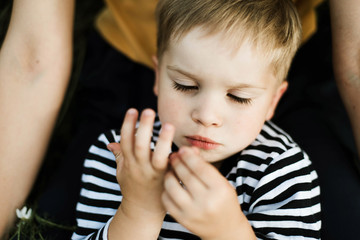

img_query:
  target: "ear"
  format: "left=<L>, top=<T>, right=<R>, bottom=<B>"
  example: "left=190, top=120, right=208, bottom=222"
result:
left=152, top=55, right=160, bottom=96
left=265, top=81, right=288, bottom=120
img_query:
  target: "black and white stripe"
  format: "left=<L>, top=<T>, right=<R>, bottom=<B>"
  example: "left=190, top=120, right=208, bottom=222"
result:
left=72, top=120, right=321, bottom=240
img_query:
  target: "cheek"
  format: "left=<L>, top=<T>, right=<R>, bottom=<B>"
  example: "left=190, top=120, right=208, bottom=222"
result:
left=229, top=107, right=267, bottom=143
left=232, top=114, right=262, bottom=136
left=157, top=92, right=185, bottom=125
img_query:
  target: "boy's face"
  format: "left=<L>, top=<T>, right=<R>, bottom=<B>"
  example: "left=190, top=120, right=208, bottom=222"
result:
left=154, top=28, right=287, bottom=163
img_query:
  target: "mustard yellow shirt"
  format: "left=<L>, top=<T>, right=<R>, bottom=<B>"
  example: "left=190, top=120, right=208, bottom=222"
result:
left=96, top=0, right=324, bottom=69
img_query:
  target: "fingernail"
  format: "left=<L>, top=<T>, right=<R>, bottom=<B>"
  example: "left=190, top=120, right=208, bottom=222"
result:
left=143, top=108, right=154, bottom=116
left=178, top=147, right=185, bottom=155
left=127, top=108, right=137, bottom=115
left=107, top=144, right=114, bottom=152
left=169, top=153, right=175, bottom=160
left=163, top=123, right=174, bottom=131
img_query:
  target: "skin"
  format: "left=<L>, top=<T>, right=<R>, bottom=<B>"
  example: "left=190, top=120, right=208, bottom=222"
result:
left=163, top=147, right=255, bottom=240
left=0, top=0, right=74, bottom=237
left=329, top=0, right=360, bottom=160
left=107, top=109, right=175, bottom=239
left=154, top=28, right=288, bottom=164
left=1, top=0, right=358, bottom=239
left=107, top=27, right=287, bottom=239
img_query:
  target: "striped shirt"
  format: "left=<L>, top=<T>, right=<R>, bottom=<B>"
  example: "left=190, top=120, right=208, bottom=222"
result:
left=72, top=120, right=321, bottom=240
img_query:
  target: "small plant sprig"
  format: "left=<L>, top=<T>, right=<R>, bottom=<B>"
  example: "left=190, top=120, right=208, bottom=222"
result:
left=9, top=206, right=75, bottom=240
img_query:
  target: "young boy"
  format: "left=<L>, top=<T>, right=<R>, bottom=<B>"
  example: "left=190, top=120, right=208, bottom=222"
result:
left=72, top=0, right=321, bottom=239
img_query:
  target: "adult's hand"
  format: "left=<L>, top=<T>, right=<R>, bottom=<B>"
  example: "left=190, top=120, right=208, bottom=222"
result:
left=0, top=0, right=74, bottom=236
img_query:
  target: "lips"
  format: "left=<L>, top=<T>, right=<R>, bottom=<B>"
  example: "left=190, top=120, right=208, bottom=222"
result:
left=185, top=135, right=220, bottom=150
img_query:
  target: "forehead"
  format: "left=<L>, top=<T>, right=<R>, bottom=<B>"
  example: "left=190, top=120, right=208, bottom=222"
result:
left=162, top=28, right=276, bottom=87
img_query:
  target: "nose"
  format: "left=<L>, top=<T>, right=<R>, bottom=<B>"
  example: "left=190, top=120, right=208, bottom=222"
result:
left=191, top=96, right=223, bottom=127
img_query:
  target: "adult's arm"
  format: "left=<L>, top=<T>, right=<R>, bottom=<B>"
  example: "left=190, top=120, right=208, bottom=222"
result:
left=329, top=0, right=360, bottom=159
left=0, top=0, right=74, bottom=235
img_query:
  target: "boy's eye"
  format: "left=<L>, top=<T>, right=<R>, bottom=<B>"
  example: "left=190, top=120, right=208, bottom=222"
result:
left=227, top=93, right=252, bottom=105
left=172, top=81, right=198, bottom=92
left=172, top=81, right=252, bottom=105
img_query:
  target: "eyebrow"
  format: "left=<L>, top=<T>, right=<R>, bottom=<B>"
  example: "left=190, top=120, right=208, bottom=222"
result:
left=228, top=83, right=266, bottom=90
left=167, top=65, right=266, bottom=90
left=167, top=65, right=200, bottom=80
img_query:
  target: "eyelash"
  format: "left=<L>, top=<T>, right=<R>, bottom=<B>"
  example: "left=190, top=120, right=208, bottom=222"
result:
left=227, top=94, right=252, bottom=105
left=172, top=81, right=252, bottom=105
left=172, top=81, right=198, bottom=92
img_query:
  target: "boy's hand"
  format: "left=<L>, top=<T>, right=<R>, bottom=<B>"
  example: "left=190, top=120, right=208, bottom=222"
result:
left=108, top=108, right=175, bottom=217
left=162, top=147, right=255, bottom=240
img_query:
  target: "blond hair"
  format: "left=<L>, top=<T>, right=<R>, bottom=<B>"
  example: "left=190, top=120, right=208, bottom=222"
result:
left=155, top=0, right=302, bottom=81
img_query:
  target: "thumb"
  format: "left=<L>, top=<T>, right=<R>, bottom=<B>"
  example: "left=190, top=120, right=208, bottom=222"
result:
left=107, top=142, right=123, bottom=165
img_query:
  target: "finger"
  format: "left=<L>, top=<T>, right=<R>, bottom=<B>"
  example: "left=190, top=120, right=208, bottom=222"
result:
left=170, top=153, right=205, bottom=197
left=162, top=191, right=182, bottom=219
left=152, top=123, right=175, bottom=171
left=178, top=147, right=221, bottom=188
left=133, top=109, right=156, bottom=163
left=107, top=142, right=123, bottom=165
left=163, top=170, right=192, bottom=211
left=120, top=108, right=138, bottom=157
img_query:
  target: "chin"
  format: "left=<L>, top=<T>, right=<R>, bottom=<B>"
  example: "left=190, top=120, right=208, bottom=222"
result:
left=198, top=149, right=225, bottom=163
